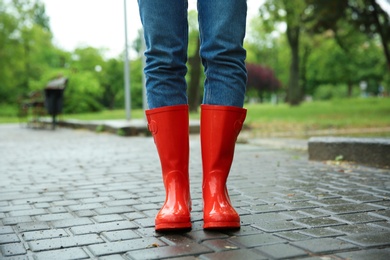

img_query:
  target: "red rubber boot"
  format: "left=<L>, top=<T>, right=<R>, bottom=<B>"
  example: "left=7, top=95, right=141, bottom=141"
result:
left=146, top=105, right=191, bottom=231
left=200, top=104, right=246, bottom=229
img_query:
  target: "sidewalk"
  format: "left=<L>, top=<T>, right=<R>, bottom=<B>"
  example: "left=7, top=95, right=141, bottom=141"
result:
left=0, top=124, right=389, bottom=259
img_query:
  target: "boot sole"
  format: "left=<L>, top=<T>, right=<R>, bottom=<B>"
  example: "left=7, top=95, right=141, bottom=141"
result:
left=155, top=222, right=192, bottom=232
left=203, top=221, right=240, bottom=230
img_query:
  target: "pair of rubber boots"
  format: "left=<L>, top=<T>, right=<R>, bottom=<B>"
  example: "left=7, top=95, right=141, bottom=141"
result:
left=146, top=104, right=246, bottom=231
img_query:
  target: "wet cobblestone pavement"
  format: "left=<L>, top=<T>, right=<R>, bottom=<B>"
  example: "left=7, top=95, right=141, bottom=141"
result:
left=0, top=124, right=389, bottom=259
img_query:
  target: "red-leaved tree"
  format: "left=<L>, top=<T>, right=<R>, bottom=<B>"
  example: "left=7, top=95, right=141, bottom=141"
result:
left=246, top=63, right=281, bottom=102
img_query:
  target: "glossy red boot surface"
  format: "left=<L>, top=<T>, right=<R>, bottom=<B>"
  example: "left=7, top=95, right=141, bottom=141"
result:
left=146, top=105, right=191, bottom=231
left=201, top=104, right=246, bottom=229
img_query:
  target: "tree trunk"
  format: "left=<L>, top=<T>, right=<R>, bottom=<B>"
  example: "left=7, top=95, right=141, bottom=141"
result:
left=369, top=0, right=390, bottom=71
left=300, top=44, right=311, bottom=99
left=347, top=81, right=353, bottom=97
left=286, top=25, right=301, bottom=106
left=187, top=37, right=201, bottom=112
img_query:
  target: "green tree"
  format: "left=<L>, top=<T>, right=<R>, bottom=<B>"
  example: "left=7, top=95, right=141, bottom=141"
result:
left=101, top=58, right=124, bottom=109
left=260, top=0, right=307, bottom=105
left=0, top=0, right=58, bottom=104
left=306, top=0, right=390, bottom=70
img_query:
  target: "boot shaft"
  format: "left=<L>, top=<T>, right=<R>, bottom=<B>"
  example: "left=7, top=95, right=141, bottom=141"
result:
left=146, top=105, right=189, bottom=174
left=200, top=104, right=246, bottom=174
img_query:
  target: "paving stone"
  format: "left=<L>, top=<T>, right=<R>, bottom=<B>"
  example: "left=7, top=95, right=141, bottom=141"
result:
left=297, top=227, right=344, bottom=238
left=92, top=214, right=125, bottom=223
left=74, top=209, right=96, bottom=217
left=160, top=235, right=197, bottom=246
left=298, top=208, right=330, bottom=218
left=32, top=247, right=89, bottom=260
left=291, top=237, right=358, bottom=254
left=104, top=199, right=140, bottom=207
left=9, top=209, right=47, bottom=217
left=51, top=200, right=79, bottom=207
left=70, top=221, right=138, bottom=235
left=279, top=210, right=308, bottom=219
left=273, top=231, right=312, bottom=241
left=331, top=212, right=385, bottom=224
left=0, top=243, right=26, bottom=256
left=28, top=234, right=104, bottom=251
left=16, top=222, right=50, bottom=232
left=199, top=249, right=267, bottom=260
left=253, top=220, right=305, bottom=232
left=13, top=196, right=63, bottom=205
left=51, top=217, right=94, bottom=228
left=35, top=213, right=74, bottom=222
left=185, top=230, right=229, bottom=243
left=132, top=203, right=160, bottom=211
left=228, top=233, right=286, bottom=248
left=98, top=255, right=127, bottom=260
left=133, top=217, right=155, bottom=228
left=94, top=206, right=135, bottom=215
left=34, top=202, right=51, bottom=209
left=309, top=198, right=353, bottom=206
left=223, top=225, right=264, bottom=236
left=0, top=234, right=20, bottom=244
left=2, top=216, right=33, bottom=225
left=0, top=204, right=33, bottom=213
left=101, top=230, right=140, bottom=242
left=22, top=229, right=68, bottom=241
left=241, top=204, right=287, bottom=214
left=368, top=210, right=390, bottom=220
left=240, top=213, right=290, bottom=224
left=87, top=237, right=164, bottom=257
left=64, top=192, right=96, bottom=200
left=0, top=226, right=14, bottom=235
left=344, top=194, right=387, bottom=203
left=336, top=248, right=390, bottom=260
left=256, top=243, right=308, bottom=259
left=369, top=221, right=390, bottom=230
left=328, top=223, right=387, bottom=234
left=318, top=204, right=382, bottom=215
left=123, top=212, right=147, bottom=220
left=68, top=203, right=104, bottom=211
left=201, top=239, right=240, bottom=252
left=279, top=201, right=318, bottom=210
left=125, top=243, right=213, bottom=260
left=293, top=217, right=346, bottom=228
left=338, top=231, right=390, bottom=247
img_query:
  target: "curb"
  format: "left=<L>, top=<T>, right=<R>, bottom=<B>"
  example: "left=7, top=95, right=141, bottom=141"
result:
left=53, top=118, right=201, bottom=136
left=308, top=136, right=390, bottom=168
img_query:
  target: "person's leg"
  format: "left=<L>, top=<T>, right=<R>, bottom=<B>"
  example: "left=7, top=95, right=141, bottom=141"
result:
left=138, top=0, right=189, bottom=109
left=198, top=0, right=248, bottom=229
left=138, top=0, right=191, bottom=231
left=198, top=0, right=247, bottom=107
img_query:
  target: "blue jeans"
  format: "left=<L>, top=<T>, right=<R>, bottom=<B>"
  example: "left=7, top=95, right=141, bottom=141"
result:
left=138, top=0, right=247, bottom=109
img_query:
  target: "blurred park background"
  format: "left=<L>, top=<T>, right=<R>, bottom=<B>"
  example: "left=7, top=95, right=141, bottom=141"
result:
left=0, top=0, right=389, bottom=137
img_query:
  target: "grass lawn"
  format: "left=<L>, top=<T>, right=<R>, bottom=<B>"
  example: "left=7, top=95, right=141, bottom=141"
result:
left=2, top=98, right=389, bottom=137
left=244, top=98, right=390, bottom=137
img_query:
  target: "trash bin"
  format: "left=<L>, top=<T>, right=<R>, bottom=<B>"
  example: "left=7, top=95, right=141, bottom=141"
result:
left=44, top=77, right=68, bottom=129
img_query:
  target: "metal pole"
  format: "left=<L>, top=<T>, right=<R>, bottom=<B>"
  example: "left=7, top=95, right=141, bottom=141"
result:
left=123, top=0, right=131, bottom=120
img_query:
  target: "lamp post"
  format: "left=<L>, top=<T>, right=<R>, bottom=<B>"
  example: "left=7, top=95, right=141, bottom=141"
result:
left=123, top=0, right=131, bottom=120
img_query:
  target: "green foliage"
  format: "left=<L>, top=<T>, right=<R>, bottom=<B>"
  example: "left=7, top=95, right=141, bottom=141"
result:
left=1, top=0, right=388, bottom=118
left=95, top=125, right=104, bottom=133
left=313, top=84, right=351, bottom=100
left=117, top=129, right=126, bottom=136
